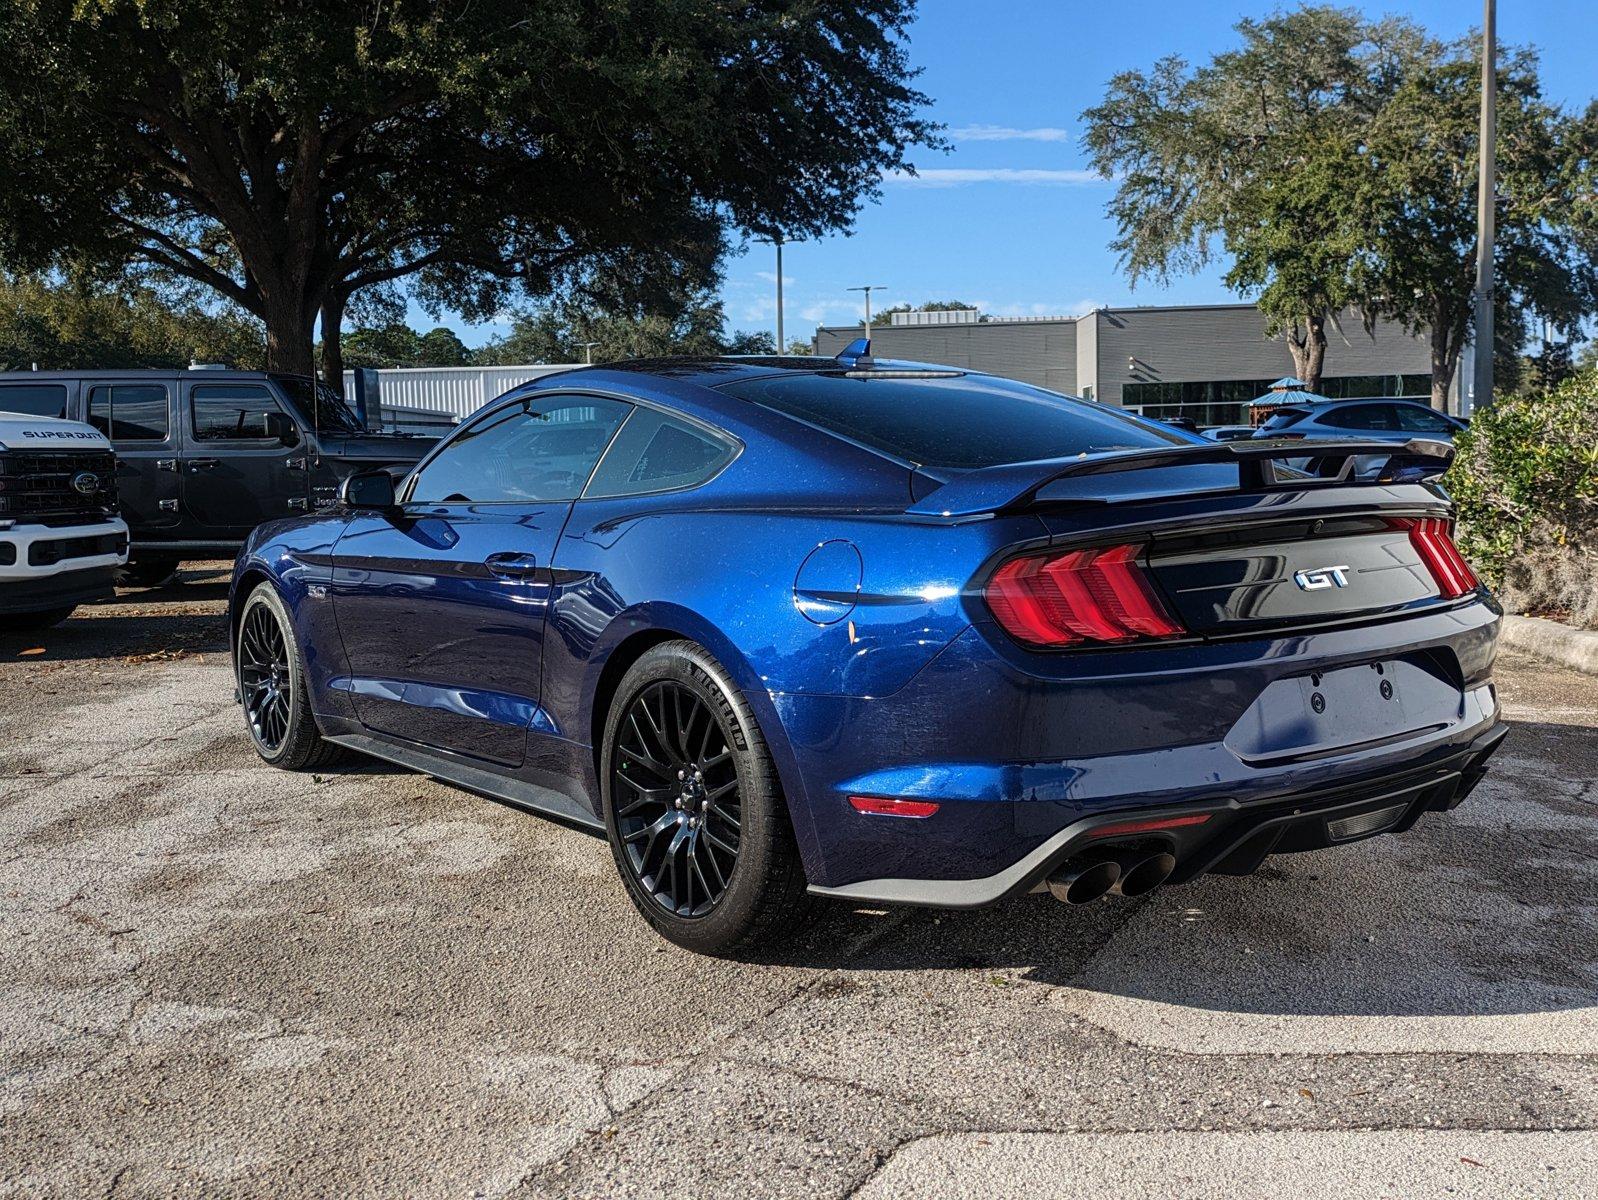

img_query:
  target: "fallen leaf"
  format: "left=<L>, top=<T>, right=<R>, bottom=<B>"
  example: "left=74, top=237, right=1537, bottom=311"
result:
left=1461, top=1157, right=1487, bottom=1168
left=19, top=647, right=44, bottom=657
left=1298, top=1088, right=1315, bottom=1100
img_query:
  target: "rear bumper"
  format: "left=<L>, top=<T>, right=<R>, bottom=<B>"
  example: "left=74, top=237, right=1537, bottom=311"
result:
left=776, top=597, right=1503, bottom=897
left=808, top=720, right=1508, bottom=907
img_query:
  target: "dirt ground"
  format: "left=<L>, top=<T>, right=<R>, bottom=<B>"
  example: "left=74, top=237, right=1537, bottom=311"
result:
left=1, top=565, right=1595, bottom=1198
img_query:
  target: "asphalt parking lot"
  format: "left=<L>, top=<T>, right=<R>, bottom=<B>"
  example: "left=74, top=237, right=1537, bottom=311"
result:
left=2, top=565, right=1595, bottom=1198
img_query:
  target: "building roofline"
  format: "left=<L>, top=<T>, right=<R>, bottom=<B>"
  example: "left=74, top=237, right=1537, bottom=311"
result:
left=814, top=301, right=1277, bottom=335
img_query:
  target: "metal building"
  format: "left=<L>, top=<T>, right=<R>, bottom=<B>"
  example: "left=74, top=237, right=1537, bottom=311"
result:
left=814, top=303, right=1462, bottom=424
left=340, top=364, right=576, bottom=423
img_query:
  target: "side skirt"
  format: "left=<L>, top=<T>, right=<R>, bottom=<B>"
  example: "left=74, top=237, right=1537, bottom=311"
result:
left=322, top=730, right=605, bottom=835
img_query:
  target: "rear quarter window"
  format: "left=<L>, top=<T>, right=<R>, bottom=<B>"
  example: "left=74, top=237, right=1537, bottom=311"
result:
left=584, top=408, right=737, bottom=498
left=719, top=373, right=1184, bottom=471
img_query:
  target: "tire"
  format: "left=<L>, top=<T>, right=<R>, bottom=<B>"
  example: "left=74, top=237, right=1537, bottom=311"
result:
left=601, top=640, right=811, bottom=955
left=117, top=556, right=181, bottom=588
left=0, top=606, right=75, bottom=633
left=235, top=582, right=346, bottom=771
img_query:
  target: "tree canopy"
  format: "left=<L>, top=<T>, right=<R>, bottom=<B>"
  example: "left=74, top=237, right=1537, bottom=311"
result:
left=1081, top=5, right=1597, bottom=406
left=474, top=287, right=770, bottom=365
left=0, top=273, right=264, bottom=370
left=0, top=0, right=937, bottom=382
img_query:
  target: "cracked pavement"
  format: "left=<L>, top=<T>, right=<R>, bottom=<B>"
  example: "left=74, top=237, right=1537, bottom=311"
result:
left=1, top=566, right=1595, bottom=1198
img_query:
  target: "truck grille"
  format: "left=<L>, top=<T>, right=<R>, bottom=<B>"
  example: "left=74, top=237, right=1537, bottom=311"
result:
left=0, top=449, right=119, bottom=519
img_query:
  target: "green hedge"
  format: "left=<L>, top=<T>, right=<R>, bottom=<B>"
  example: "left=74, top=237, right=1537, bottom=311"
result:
left=1445, top=367, right=1598, bottom=626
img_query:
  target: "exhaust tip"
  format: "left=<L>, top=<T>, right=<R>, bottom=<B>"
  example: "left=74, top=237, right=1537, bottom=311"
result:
left=1047, top=859, right=1120, bottom=905
left=1115, top=852, right=1177, bottom=898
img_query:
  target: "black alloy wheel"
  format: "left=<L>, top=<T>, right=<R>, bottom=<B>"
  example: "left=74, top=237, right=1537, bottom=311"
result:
left=612, top=680, right=743, bottom=917
left=238, top=599, right=293, bottom=755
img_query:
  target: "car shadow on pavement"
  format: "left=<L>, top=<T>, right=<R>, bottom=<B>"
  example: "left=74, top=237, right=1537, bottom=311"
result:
left=0, top=610, right=230, bottom=663
left=760, top=718, right=1598, bottom=1027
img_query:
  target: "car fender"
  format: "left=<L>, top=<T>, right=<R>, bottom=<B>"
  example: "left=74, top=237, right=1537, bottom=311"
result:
left=575, top=598, right=829, bottom=875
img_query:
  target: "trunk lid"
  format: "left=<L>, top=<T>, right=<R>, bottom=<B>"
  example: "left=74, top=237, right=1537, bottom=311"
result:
left=1142, top=512, right=1440, bottom=633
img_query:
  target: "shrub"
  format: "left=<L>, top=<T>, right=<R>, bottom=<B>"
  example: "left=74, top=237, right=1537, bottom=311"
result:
left=1445, top=366, right=1598, bottom=627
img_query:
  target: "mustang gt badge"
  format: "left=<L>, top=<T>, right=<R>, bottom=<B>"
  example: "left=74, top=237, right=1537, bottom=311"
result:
left=1294, top=564, right=1351, bottom=591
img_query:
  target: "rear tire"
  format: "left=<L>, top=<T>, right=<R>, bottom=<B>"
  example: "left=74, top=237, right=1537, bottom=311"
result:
left=601, top=640, right=811, bottom=955
left=0, top=606, right=75, bottom=633
left=236, top=582, right=346, bottom=771
left=117, top=555, right=180, bottom=588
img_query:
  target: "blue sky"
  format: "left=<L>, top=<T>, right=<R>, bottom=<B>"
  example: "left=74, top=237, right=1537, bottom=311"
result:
left=423, top=1, right=1598, bottom=347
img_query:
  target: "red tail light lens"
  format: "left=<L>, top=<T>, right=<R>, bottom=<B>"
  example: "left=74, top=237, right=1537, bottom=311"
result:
left=985, top=542, right=1185, bottom=648
left=848, top=795, right=940, bottom=819
left=1392, top=517, right=1479, bottom=599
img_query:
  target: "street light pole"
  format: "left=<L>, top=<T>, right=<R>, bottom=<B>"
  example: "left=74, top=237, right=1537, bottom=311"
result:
left=846, top=285, right=888, bottom=339
left=1471, top=0, right=1496, bottom=412
left=774, top=236, right=785, bottom=352
left=577, top=340, right=600, bottom=365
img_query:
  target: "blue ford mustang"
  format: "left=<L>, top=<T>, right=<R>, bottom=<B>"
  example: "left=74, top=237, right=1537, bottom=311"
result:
left=229, top=348, right=1506, bottom=953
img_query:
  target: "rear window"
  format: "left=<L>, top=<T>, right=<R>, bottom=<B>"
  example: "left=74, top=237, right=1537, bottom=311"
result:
left=1260, top=407, right=1309, bottom=430
left=719, top=373, right=1186, bottom=471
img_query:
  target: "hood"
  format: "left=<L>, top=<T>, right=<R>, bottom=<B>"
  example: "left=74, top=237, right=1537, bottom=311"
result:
left=0, top=412, right=113, bottom=452
left=317, top=432, right=436, bottom=462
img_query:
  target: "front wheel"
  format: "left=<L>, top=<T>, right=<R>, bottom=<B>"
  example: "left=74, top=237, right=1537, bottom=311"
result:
left=236, top=582, right=345, bottom=771
left=601, top=641, right=811, bottom=955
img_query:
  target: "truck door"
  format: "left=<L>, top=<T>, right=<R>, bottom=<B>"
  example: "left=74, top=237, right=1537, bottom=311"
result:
left=83, top=381, right=181, bottom=533
left=180, top=380, right=310, bottom=540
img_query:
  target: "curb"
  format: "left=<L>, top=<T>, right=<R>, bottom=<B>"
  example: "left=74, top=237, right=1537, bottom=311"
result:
left=1499, top=614, right=1598, bottom=676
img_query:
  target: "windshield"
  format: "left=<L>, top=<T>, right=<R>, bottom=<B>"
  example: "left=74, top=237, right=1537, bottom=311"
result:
left=272, top=375, right=366, bottom=434
left=720, top=372, right=1189, bottom=471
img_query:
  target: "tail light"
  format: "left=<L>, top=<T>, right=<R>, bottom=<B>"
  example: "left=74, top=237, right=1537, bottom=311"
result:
left=1392, top=517, right=1479, bottom=599
left=985, top=542, right=1184, bottom=648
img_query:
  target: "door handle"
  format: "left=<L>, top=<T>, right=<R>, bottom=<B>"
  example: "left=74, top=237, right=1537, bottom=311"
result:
left=484, top=552, right=540, bottom=580
left=158, top=498, right=179, bottom=512
left=188, top=458, right=221, bottom=471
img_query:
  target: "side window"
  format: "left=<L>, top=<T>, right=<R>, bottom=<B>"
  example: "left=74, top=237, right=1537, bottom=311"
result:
left=191, top=384, right=290, bottom=442
left=0, top=384, right=68, bottom=419
left=409, top=395, right=631, bottom=504
left=1394, top=404, right=1452, bottom=433
left=584, top=408, right=736, bottom=498
left=88, top=384, right=170, bottom=442
left=1321, top=404, right=1391, bottom=431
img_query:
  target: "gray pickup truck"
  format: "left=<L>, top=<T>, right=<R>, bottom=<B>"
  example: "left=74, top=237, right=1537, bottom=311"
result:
left=0, top=370, right=437, bottom=585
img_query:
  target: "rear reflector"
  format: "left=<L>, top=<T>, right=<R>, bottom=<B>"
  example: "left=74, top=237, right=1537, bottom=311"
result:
left=986, top=542, right=1184, bottom=648
left=1087, top=813, right=1212, bottom=839
left=1392, top=517, right=1479, bottom=599
left=848, top=795, right=940, bottom=819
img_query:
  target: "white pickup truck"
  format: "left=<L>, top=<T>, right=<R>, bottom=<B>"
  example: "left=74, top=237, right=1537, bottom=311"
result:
left=0, top=411, right=129, bottom=632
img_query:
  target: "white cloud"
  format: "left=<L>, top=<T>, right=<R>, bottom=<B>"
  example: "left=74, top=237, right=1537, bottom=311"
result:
left=754, top=271, right=795, bottom=286
left=798, top=298, right=874, bottom=324
left=982, top=298, right=1106, bottom=319
left=885, top=168, right=1102, bottom=187
left=949, top=124, right=1074, bottom=143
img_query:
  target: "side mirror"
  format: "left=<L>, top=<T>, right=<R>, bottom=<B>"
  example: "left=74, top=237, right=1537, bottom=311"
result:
left=339, top=469, right=396, bottom=511
left=263, top=410, right=299, bottom=446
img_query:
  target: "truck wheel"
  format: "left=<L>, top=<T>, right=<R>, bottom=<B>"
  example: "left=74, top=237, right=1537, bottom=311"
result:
left=0, top=606, right=76, bottom=633
left=236, top=582, right=346, bottom=771
left=117, top=556, right=180, bottom=588
left=601, top=640, right=812, bottom=956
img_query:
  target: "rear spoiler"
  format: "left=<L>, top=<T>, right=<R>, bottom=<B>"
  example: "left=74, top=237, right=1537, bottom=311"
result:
left=906, top=437, right=1455, bottom=518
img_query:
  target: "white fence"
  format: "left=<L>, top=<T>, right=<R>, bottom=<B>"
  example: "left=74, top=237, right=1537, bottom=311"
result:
left=340, top=365, right=580, bottom=422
